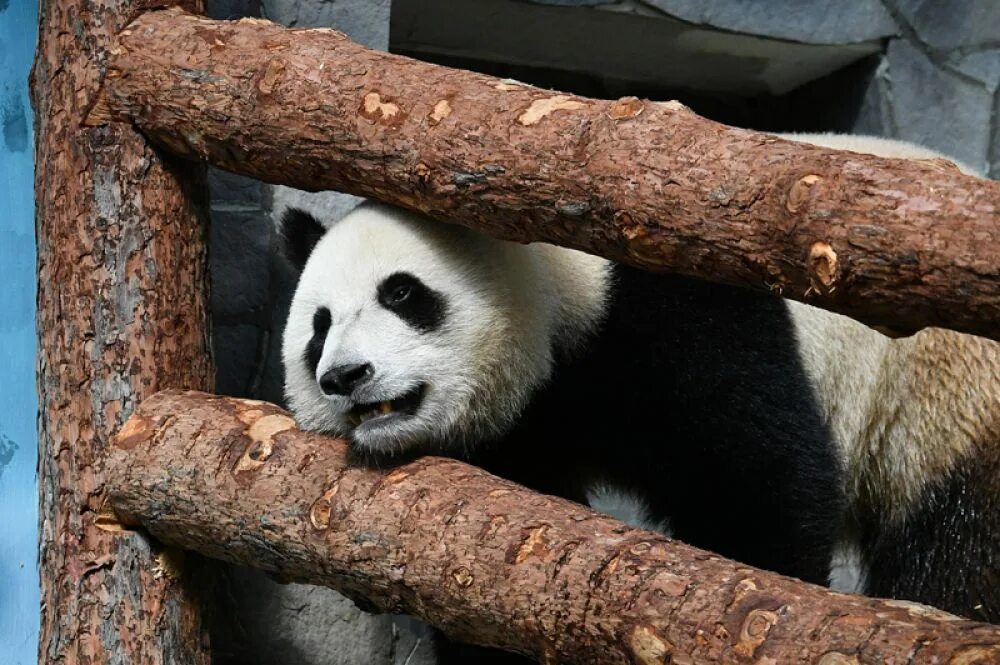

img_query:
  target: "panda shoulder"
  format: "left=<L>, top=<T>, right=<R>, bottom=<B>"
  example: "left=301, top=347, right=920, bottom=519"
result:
left=776, top=132, right=982, bottom=177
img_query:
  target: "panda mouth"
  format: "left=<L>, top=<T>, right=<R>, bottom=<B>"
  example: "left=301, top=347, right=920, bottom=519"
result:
left=346, top=384, right=427, bottom=427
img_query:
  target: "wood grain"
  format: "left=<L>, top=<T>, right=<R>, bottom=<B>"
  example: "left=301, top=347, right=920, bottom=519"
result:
left=32, top=1, right=214, bottom=662
left=102, top=9, right=1000, bottom=340
left=108, top=391, right=1000, bottom=665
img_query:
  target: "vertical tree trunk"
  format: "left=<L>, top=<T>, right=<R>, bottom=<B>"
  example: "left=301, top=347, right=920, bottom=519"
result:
left=31, top=1, right=214, bottom=662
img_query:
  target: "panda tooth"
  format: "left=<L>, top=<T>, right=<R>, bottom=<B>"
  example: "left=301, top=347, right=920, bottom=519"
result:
left=379, top=401, right=392, bottom=414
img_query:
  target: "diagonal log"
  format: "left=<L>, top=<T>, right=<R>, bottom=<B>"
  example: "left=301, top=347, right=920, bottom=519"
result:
left=100, top=9, right=1000, bottom=340
left=106, top=390, right=1000, bottom=665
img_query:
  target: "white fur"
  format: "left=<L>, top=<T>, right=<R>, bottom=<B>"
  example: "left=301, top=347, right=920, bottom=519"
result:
left=828, top=542, right=868, bottom=594
left=283, top=202, right=610, bottom=456
left=284, top=136, right=988, bottom=602
left=586, top=484, right=673, bottom=536
left=777, top=133, right=992, bottom=594
left=778, top=133, right=985, bottom=508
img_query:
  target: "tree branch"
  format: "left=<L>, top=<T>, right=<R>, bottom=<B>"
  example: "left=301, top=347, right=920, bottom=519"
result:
left=102, top=8, right=1000, bottom=340
left=106, top=391, right=1000, bottom=665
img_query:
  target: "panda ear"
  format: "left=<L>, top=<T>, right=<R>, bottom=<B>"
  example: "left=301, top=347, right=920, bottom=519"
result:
left=278, top=208, right=327, bottom=271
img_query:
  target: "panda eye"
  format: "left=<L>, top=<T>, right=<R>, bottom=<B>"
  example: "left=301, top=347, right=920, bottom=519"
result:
left=377, top=272, right=447, bottom=332
left=390, top=284, right=412, bottom=304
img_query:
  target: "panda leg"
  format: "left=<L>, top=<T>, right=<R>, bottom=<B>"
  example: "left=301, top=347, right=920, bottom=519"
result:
left=858, top=451, right=1000, bottom=623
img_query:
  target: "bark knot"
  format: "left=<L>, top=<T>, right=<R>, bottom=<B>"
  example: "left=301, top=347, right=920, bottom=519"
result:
left=258, top=58, right=285, bottom=95
left=309, top=483, right=341, bottom=530
left=628, top=624, right=682, bottom=665
left=807, top=241, right=839, bottom=296
left=451, top=566, right=474, bottom=588
left=361, top=92, right=404, bottom=126
left=511, top=525, right=551, bottom=564
left=518, top=96, right=588, bottom=126
left=115, top=414, right=154, bottom=450
left=608, top=96, right=645, bottom=121
left=234, top=414, right=295, bottom=472
left=787, top=174, right=823, bottom=213
left=428, top=99, right=452, bottom=125
left=414, top=163, right=431, bottom=184
left=734, top=608, right=781, bottom=659
left=729, top=578, right=759, bottom=608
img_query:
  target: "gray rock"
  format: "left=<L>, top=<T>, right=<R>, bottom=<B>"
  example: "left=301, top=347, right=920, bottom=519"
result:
left=991, top=96, right=1000, bottom=179
left=256, top=245, right=298, bottom=406
left=950, top=49, right=1000, bottom=91
left=210, top=207, right=274, bottom=321
left=212, top=567, right=436, bottom=665
left=206, top=0, right=260, bottom=20
left=260, top=0, right=390, bottom=48
left=209, top=169, right=264, bottom=205
left=850, top=58, right=897, bottom=137
left=636, top=0, right=898, bottom=44
left=269, top=186, right=365, bottom=230
left=885, top=39, right=992, bottom=173
left=526, top=0, right=609, bottom=5
left=891, top=0, right=1000, bottom=51
left=213, top=324, right=264, bottom=398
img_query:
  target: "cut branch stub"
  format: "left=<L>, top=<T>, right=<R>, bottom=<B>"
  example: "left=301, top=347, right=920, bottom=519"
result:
left=102, top=8, right=1000, bottom=340
left=106, top=390, right=1000, bottom=665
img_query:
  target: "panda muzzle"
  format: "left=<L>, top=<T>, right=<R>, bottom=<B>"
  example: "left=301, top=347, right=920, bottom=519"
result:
left=346, top=384, right=426, bottom=427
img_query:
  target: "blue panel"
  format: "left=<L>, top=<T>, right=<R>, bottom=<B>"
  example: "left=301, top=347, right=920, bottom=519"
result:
left=0, top=0, right=39, bottom=663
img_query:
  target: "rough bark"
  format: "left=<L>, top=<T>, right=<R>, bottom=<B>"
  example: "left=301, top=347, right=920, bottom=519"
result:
left=106, top=391, right=1000, bottom=665
left=31, top=1, right=214, bottom=662
left=100, top=9, right=1000, bottom=340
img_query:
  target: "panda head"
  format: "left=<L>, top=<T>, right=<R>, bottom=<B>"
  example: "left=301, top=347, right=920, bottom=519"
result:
left=280, top=202, right=565, bottom=460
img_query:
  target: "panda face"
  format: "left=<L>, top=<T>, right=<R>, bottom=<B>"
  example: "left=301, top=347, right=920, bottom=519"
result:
left=281, top=203, right=558, bottom=458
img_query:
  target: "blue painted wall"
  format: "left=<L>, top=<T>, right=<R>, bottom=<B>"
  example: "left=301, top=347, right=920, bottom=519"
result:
left=0, top=1, right=39, bottom=664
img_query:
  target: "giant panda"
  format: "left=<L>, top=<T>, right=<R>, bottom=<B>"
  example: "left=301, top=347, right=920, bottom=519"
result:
left=279, top=134, right=999, bottom=663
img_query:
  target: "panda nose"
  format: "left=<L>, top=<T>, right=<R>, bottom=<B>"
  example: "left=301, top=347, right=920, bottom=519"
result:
left=319, top=363, right=374, bottom=396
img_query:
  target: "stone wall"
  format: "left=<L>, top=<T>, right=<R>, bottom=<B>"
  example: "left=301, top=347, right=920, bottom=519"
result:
left=202, top=1, right=998, bottom=663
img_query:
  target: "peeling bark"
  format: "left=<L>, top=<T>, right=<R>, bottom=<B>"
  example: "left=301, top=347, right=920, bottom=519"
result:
left=101, top=9, right=1000, bottom=340
left=31, top=1, right=214, bottom=662
left=108, top=391, right=1000, bottom=665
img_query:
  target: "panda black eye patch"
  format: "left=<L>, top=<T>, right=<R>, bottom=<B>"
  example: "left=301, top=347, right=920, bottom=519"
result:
left=377, top=272, right=446, bottom=332
left=304, top=306, right=332, bottom=375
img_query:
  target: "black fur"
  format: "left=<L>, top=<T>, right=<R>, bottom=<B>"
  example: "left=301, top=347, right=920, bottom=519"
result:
left=422, top=267, right=848, bottom=664
left=279, top=208, right=327, bottom=270
left=303, top=306, right=331, bottom=376
left=856, top=448, right=1000, bottom=624
left=377, top=272, right=448, bottom=332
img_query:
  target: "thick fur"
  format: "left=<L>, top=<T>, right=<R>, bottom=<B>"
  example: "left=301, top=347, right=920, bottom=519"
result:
left=779, top=134, right=998, bottom=623
left=281, top=204, right=604, bottom=458
left=281, top=135, right=998, bottom=664
left=282, top=206, right=843, bottom=663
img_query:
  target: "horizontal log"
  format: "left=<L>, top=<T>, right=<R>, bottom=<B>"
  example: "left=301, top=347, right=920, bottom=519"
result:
left=105, top=391, right=1000, bottom=664
left=100, top=9, right=1000, bottom=340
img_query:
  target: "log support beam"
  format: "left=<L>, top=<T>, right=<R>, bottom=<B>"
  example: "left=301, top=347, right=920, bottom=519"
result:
left=32, top=1, right=214, bottom=662
left=100, top=9, right=1000, bottom=339
left=107, top=391, right=1000, bottom=665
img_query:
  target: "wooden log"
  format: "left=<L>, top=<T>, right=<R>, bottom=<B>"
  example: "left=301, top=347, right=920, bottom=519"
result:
left=106, top=390, right=1000, bottom=665
left=31, top=1, right=214, bottom=662
left=100, top=9, right=1000, bottom=340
